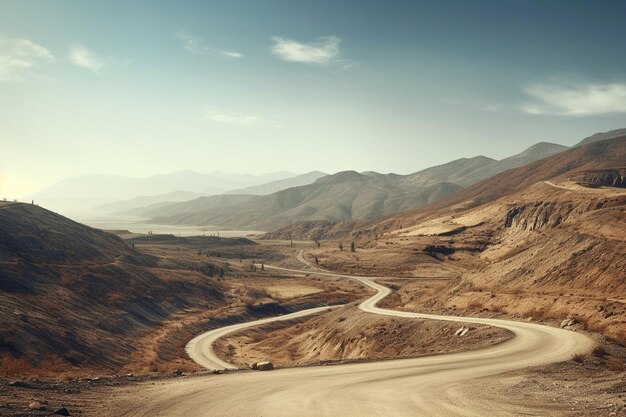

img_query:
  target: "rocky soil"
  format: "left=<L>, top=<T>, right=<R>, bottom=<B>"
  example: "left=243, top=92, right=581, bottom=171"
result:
left=214, top=304, right=512, bottom=368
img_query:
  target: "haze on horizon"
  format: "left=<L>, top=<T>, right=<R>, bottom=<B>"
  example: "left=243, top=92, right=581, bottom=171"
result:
left=2, top=0, right=626, bottom=198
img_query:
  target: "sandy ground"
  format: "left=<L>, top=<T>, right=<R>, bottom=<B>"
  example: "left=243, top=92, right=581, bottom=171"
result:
left=214, top=305, right=511, bottom=368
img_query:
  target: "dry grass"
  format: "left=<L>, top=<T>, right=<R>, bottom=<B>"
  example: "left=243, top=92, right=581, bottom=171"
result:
left=521, top=307, right=548, bottom=320
left=466, top=300, right=484, bottom=311
left=606, top=358, right=625, bottom=372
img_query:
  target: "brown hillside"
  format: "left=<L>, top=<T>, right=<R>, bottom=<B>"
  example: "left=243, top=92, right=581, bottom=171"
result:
left=0, top=202, right=225, bottom=376
left=305, top=137, right=626, bottom=343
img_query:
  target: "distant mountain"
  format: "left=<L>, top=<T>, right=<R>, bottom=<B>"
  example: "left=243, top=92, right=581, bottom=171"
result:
left=142, top=171, right=463, bottom=230
left=410, top=135, right=626, bottom=215
left=27, top=170, right=296, bottom=215
left=455, top=142, right=569, bottom=186
left=575, top=128, right=626, bottom=146
left=94, top=190, right=209, bottom=214
left=225, top=171, right=327, bottom=195
left=275, top=135, right=626, bottom=241
left=133, top=139, right=573, bottom=230
left=400, top=156, right=496, bottom=188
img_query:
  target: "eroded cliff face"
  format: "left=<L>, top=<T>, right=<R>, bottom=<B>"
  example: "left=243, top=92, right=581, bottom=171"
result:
left=571, top=168, right=626, bottom=188
left=503, top=196, right=624, bottom=231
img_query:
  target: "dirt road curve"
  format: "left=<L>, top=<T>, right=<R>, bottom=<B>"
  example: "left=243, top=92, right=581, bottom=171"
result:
left=186, top=304, right=339, bottom=369
left=117, top=253, right=595, bottom=417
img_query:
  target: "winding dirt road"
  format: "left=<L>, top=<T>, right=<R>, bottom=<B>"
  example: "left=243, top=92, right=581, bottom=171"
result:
left=119, top=253, right=595, bottom=417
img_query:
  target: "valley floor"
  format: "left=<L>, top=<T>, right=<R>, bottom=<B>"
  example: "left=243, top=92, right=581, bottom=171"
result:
left=1, top=238, right=625, bottom=416
left=3, top=243, right=625, bottom=416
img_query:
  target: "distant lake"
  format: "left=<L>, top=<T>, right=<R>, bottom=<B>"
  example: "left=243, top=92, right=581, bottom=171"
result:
left=72, top=214, right=265, bottom=238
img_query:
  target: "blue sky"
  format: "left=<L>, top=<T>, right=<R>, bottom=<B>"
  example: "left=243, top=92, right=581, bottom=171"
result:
left=1, top=0, right=626, bottom=196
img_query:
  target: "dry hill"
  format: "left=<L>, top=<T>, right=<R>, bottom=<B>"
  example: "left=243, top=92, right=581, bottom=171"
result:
left=0, top=202, right=227, bottom=376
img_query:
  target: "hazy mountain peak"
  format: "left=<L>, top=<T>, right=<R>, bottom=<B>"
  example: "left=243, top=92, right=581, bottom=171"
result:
left=510, top=142, right=569, bottom=159
left=576, top=128, right=626, bottom=146
left=224, top=171, right=328, bottom=196
left=316, top=170, right=365, bottom=184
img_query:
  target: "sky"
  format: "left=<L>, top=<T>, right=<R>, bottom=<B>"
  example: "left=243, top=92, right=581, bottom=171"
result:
left=1, top=0, right=626, bottom=197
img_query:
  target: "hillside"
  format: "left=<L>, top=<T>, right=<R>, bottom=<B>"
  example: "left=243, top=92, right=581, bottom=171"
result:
left=575, top=127, right=626, bottom=146
left=27, top=170, right=296, bottom=215
left=144, top=172, right=463, bottom=230
left=400, top=142, right=567, bottom=188
left=225, top=171, right=327, bottom=195
left=0, top=202, right=226, bottom=376
left=138, top=140, right=568, bottom=230
left=304, top=137, right=626, bottom=342
left=95, top=190, right=209, bottom=214
left=395, top=135, right=626, bottom=221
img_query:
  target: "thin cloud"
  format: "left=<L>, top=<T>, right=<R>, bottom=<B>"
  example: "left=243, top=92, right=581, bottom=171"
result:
left=0, top=38, right=54, bottom=81
left=204, top=110, right=280, bottom=127
left=221, top=50, right=243, bottom=59
left=521, top=82, right=626, bottom=116
left=270, top=35, right=357, bottom=69
left=176, top=32, right=243, bottom=59
left=69, top=45, right=105, bottom=72
left=270, top=36, right=339, bottom=64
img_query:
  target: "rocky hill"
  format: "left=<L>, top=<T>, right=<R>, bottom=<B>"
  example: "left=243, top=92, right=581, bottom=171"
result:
left=0, top=202, right=225, bottom=376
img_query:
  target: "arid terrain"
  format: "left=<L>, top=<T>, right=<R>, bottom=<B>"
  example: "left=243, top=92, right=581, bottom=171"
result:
left=4, top=0, right=626, bottom=414
left=1, top=137, right=625, bottom=416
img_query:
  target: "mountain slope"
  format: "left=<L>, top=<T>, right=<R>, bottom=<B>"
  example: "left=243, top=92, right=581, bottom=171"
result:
left=304, top=137, right=626, bottom=343
left=408, top=136, right=626, bottom=217
left=146, top=172, right=463, bottom=230
left=575, top=127, right=626, bottom=146
left=462, top=142, right=569, bottom=185
left=27, top=170, right=296, bottom=215
left=95, top=190, right=209, bottom=214
left=0, top=202, right=225, bottom=376
left=225, top=171, right=327, bottom=195
left=137, top=139, right=575, bottom=230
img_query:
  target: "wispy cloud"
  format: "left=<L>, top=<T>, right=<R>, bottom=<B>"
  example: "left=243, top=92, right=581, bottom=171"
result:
left=176, top=32, right=243, bottom=59
left=0, top=38, right=54, bottom=81
left=270, top=35, right=357, bottom=69
left=204, top=110, right=280, bottom=127
left=221, top=50, right=243, bottom=59
left=521, top=82, right=626, bottom=116
left=69, top=45, right=105, bottom=72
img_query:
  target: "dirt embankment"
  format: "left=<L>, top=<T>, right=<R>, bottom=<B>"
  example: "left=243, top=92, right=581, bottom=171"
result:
left=304, top=182, right=626, bottom=345
left=214, top=304, right=512, bottom=368
left=122, top=275, right=369, bottom=374
left=0, top=204, right=368, bottom=378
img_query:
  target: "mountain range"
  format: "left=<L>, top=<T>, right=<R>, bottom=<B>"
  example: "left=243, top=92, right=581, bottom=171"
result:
left=27, top=170, right=297, bottom=215
left=126, top=139, right=580, bottom=230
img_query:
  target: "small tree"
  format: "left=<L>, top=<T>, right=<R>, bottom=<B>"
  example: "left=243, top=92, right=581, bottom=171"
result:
left=290, top=238, right=293, bottom=248
left=219, top=267, right=225, bottom=278
left=315, top=257, right=319, bottom=265
left=261, top=263, right=265, bottom=271
left=350, top=241, right=355, bottom=252
left=339, top=243, right=343, bottom=251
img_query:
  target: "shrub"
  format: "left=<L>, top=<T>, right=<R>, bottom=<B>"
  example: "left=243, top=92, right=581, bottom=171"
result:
left=571, top=353, right=585, bottom=364
left=467, top=301, right=484, bottom=311
left=591, top=346, right=609, bottom=358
